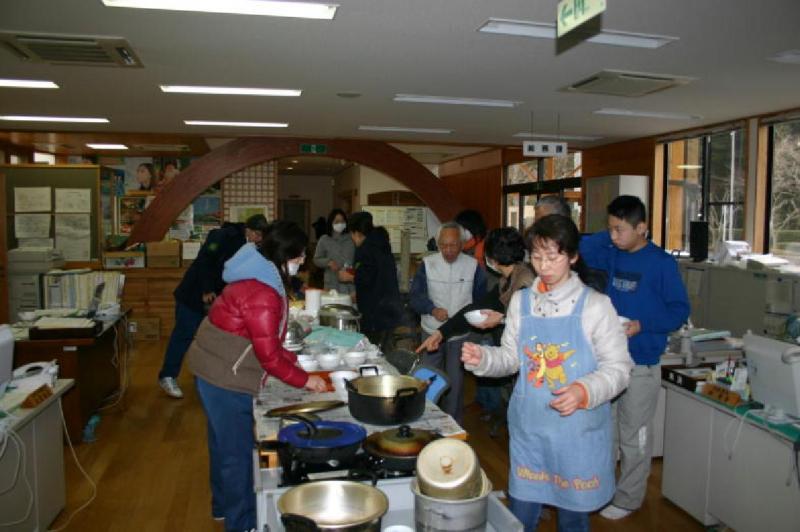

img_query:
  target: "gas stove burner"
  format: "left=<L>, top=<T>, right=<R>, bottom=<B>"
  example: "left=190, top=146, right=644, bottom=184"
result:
left=278, top=450, right=415, bottom=487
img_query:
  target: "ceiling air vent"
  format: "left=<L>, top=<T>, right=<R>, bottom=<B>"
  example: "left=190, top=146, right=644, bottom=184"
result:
left=0, top=31, right=143, bottom=67
left=562, top=70, right=692, bottom=97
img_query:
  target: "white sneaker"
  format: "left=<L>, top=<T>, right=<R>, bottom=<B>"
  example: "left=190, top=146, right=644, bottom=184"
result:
left=159, top=377, right=184, bottom=398
left=600, top=504, right=632, bottom=520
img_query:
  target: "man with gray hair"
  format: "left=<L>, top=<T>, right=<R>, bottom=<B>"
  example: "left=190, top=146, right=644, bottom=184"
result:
left=411, top=221, right=487, bottom=423
left=535, top=195, right=572, bottom=221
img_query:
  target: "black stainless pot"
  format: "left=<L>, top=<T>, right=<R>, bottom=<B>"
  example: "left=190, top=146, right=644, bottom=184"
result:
left=345, top=374, right=430, bottom=425
left=276, top=415, right=366, bottom=466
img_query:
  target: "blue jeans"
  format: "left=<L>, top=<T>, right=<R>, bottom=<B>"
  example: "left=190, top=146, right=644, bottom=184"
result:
left=158, top=301, right=204, bottom=379
left=509, top=496, right=589, bottom=532
left=195, top=377, right=256, bottom=531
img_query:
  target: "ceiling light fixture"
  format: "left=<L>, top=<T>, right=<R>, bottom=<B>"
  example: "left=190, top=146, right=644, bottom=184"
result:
left=286, top=166, right=294, bottom=170
left=291, top=160, right=299, bottom=163
left=160, top=85, right=301, bottom=96
left=184, top=120, right=288, bottom=128
left=0, top=115, right=109, bottom=123
left=478, top=18, right=678, bottom=49
left=101, top=0, right=338, bottom=19
left=86, top=143, right=129, bottom=150
left=359, top=125, right=453, bottom=134
left=594, top=108, right=702, bottom=120
left=0, top=79, right=59, bottom=89
left=767, top=49, right=800, bottom=65
left=677, top=164, right=703, bottom=170
left=394, top=94, right=520, bottom=108
left=513, top=132, right=603, bottom=141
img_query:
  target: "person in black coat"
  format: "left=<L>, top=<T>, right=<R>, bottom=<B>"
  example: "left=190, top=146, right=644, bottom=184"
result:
left=338, top=211, right=401, bottom=352
left=158, top=214, right=269, bottom=398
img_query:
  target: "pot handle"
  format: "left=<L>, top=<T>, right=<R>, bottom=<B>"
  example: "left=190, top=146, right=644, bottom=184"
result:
left=358, top=364, right=379, bottom=376
left=282, top=413, right=318, bottom=437
left=281, top=513, right=320, bottom=532
left=393, top=387, right=418, bottom=402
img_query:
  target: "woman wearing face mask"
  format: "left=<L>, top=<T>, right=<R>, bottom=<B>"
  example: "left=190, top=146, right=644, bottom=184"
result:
left=186, top=220, right=327, bottom=531
left=312, top=208, right=356, bottom=294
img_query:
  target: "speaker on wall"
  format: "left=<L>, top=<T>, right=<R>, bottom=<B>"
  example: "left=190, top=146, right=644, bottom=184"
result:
left=689, top=221, right=709, bottom=262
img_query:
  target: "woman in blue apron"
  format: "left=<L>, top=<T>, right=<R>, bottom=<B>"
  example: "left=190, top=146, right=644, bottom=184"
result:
left=463, top=214, right=633, bottom=531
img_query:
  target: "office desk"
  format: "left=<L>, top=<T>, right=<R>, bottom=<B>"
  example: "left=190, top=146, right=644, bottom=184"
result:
left=13, top=315, right=127, bottom=442
left=661, top=382, right=800, bottom=531
left=0, top=380, right=73, bottom=532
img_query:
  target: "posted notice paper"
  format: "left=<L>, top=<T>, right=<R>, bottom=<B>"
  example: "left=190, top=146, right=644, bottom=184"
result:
left=15, top=213, right=51, bottom=239
left=55, top=188, right=92, bottom=213
left=14, top=187, right=52, bottom=212
left=55, top=213, right=91, bottom=261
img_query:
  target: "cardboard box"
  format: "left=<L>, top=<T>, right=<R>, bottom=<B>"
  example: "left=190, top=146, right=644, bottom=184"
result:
left=131, top=316, right=160, bottom=341
left=147, top=240, right=181, bottom=268
left=103, top=251, right=145, bottom=269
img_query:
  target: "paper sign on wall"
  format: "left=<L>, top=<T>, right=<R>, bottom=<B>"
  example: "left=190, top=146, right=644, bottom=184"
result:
left=14, top=187, right=52, bottom=212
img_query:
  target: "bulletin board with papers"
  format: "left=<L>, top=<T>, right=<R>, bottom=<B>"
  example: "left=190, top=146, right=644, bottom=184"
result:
left=362, top=205, right=428, bottom=253
left=2, top=164, right=109, bottom=261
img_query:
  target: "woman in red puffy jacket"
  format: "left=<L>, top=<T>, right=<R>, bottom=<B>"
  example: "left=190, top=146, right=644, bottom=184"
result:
left=187, top=220, right=326, bottom=531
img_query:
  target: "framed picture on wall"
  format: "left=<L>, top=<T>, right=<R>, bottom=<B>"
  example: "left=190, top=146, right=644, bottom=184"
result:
left=229, top=204, right=268, bottom=223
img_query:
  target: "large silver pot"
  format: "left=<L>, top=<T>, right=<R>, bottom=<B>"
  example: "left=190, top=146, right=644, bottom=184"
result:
left=412, top=471, right=492, bottom=532
left=278, top=480, right=388, bottom=531
left=318, top=304, right=361, bottom=332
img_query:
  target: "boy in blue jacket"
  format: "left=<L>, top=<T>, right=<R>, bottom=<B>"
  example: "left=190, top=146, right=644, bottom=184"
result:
left=580, top=195, right=690, bottom=520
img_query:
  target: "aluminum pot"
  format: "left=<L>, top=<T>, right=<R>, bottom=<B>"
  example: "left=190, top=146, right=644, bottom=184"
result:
left=318, top=304, right=361, bottom=332
left=278, top=480, right=388, bottom=532
left=412, top=471, right=492, bottom=532
left=345, top=374, right=429, bottom=425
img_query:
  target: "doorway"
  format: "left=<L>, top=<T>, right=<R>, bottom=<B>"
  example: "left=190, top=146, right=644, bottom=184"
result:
left=279, top=199, right=311, bottom=236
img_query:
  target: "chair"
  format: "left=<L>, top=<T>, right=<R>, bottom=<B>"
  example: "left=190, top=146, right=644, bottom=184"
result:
left=410, top=364, right=450, bottom=405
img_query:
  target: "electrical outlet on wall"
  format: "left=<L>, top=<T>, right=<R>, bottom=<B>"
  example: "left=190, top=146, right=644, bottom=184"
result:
left=128, top=322, right=138, bottom=333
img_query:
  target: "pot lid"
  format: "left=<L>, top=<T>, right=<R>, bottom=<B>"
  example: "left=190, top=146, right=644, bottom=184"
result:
left=415, top=438, right=479, bottom=491
left=367, top=425, right=438, bottom=456
left=265, top=400, right=345, bottom=417
left=279, top=419, right=366, bottom=449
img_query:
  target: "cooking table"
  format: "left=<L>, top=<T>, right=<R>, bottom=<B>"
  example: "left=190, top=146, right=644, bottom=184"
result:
left=253, top=356, right=465, bottom=447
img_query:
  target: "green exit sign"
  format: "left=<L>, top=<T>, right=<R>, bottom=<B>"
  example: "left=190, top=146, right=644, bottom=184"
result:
left=300, top=143, right=328, bottom=154
left=557, top=0, right=606, bottom=37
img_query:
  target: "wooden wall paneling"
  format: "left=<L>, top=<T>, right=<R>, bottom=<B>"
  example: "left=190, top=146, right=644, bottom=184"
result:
left=754, top=125, right=770, bottom=253
left=441, top=166, right=502, bottom=228
left=129, top=138, right=462, bottom=243
left=439, top=149, right=502, bottom=177
left=652, top=145, right=665, bottom=246
left=582, top=137, right=657, bottom=179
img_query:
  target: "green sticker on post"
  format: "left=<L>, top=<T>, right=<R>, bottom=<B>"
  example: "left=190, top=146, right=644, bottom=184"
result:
left=557, top=0, right=606, bottom=37
left=300, top=143, right=328, bottom=154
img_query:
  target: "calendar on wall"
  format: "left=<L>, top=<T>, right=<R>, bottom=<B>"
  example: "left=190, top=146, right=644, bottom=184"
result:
left=222, top=161, right=277, bottom=222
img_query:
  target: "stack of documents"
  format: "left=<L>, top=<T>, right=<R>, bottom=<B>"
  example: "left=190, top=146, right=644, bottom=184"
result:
left=34, top=317, right=96, bottom=329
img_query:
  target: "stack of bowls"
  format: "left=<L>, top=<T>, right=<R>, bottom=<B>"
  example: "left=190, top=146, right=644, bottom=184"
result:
left=344, top=351, right=367, bottom=367
left=296, top=354, right=319, bottom=372
left=317, top=352, right=342, bottom=370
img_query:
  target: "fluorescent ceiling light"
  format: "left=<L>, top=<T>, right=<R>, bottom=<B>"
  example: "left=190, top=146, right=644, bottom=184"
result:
left=677, top=164, right=703, bottom=170
left=594, top=108, right=702, bottom=120
left=0, top=79, right=59, bottom=89
left=768, top=49, right=800, bottom=65
left=394, top=94, right=520, bottom=108
left=478, top=18, right=678, bottom=49
left=160, top=85, right=301, bottom=97
left=101, top=0, right=338, bottom=19
left=359, top=125, right=453, bottom=134
left=86, top=143, right=128, bottom=150
left=184, top=120, right=288, bottom=128
left=0, top=115, right=109, bottom=123
left=513, top=132, right=603, bottom=141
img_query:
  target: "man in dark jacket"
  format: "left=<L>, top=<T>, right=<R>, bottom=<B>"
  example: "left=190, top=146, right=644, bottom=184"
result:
left=158, top=214, right=269, bottom=398
left=338, top=212, right=401, bottom=352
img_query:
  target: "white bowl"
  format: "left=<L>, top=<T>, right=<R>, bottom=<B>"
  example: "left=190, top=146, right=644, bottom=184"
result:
left=465, top=309, right=488, bottom=326
left=298, top=359, right=319, bottom=372
left=343, top=351, right=367, bottom=366
left=317, top=353, right=342, bottom=370
left=18, top=311, right=36, bottom=322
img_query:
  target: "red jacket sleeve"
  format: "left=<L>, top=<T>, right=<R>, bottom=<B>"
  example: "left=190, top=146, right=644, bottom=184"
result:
left=240, top=286, right=309, bottom=389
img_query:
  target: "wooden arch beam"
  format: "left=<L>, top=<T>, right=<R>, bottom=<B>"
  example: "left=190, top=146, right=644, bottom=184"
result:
left=128, top=137, right=462, bottom=243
